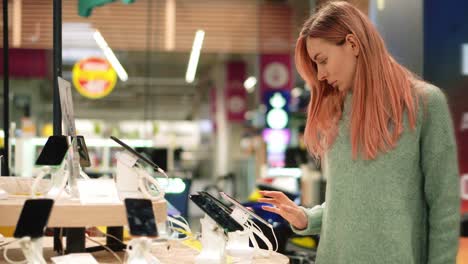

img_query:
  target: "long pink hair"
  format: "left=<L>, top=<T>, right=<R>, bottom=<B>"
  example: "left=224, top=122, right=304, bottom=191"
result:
left=296, top=1, right=420, bottom=160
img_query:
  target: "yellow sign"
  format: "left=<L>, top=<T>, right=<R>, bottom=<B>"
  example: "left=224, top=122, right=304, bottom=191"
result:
left=72, top=57, right=117, bottom=99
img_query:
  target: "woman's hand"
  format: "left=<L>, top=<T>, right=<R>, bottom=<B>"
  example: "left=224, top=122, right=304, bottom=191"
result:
left=258, top=191, right=308, bottom=230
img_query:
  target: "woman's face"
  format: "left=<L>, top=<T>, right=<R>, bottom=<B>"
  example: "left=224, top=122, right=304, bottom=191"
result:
left=306, top=35, right=359, bottom=92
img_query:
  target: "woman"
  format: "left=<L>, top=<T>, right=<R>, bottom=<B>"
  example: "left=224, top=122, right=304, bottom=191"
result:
left=259, top=1, right=460, bottom=263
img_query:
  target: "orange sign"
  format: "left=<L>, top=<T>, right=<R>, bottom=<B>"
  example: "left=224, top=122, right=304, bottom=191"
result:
left=72, top=57, right=117, bottom=99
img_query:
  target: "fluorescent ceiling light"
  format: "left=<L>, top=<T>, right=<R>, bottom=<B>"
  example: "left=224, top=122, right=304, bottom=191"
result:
left=165, top=0, right=176, bottom=51
left=244, top=76, right=257, bottom=92
left=185, top=30, right=205, bottom=83
left=93, top=30, right=128, bottom=82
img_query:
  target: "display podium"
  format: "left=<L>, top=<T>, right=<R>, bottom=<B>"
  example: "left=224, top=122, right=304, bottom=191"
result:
left=0, top=195, right=167, bottom=253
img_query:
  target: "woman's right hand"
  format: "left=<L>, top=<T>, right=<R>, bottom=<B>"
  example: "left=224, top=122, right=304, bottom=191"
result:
left=258, top=191, right=308, bottom=230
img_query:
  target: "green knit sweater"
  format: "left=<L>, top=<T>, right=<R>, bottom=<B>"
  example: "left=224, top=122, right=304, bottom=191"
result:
left=293, top=83, right=460, bottom=264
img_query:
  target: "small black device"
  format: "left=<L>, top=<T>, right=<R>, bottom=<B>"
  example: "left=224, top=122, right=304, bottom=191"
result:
left=13, top=199, right=54, bottom=238
left=74, top=135, right=91, bottom=168
left=110, top=136, right=161, bottom=171
left=124, top=198, right=158, bottom=237
left=35, top=136, right=70, bottom=166
left=189, top=193, right=243, bottom=232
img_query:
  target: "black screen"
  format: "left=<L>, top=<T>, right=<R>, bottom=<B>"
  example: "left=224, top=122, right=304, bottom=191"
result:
left=14, top=199, right=54, bottom=238
left=124, top=198, right=158, bottom=237
left=35, top=136, right=69, bottom=166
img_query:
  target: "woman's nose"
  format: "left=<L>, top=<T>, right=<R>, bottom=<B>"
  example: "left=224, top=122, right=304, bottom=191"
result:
left=317, top=68, right=327, bottom=81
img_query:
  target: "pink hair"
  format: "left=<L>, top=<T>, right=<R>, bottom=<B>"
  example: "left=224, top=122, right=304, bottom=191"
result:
left=296, top=1, right=420, bottom=160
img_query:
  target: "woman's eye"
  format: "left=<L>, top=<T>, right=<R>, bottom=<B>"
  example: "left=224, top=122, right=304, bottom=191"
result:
left=319, top=59, right=327, bottom=65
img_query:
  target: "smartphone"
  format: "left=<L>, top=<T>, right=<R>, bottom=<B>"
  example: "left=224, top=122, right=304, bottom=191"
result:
left=220, top=192, right=273, bottom=228
left=35, top=136, right=70, bottom=166
left=189, top=194, right=243, bottom=232
left=124, top=198, right=158, bottom=237
left=110, top=136, right=161, bottom=171
left=198, top=191, right=232, bottom=213
left=14, top=199, right=54, bottom=238
left=73, top=135, right=91, bottom=168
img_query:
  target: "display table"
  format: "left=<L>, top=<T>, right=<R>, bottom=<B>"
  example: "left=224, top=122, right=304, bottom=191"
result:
left=0, top=196, right=167, bottom=227
left=0, top=196, right=167, bottom=253
left=0, top=238, right=290, bottom=263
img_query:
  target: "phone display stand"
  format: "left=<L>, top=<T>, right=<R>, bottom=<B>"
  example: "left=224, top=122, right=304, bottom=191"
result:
left=228, top=207, right=273, bottom=258
left=31, top=160, right=90, bottom=200
left=126, top=237, right=160, bottom=264
left=31, top=165, right=68, bottom=199
left=17, top=237, right=46, bottom=264
left=225, top=230, right=254, bottom=261
left=195, top=215, right=227, bottom=264
left=116, top=151, right=165, bottom=201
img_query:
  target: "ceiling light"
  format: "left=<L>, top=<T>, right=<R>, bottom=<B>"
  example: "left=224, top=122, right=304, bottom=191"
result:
left=93, top=30, right=128, bottom=82
left=185, top=30, right=205, bottom=83
left=243, top=76, right=257, bottom=92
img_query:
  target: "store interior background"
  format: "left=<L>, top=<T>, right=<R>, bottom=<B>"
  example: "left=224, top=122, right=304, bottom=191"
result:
left=0, top=0, right=467, bottom=252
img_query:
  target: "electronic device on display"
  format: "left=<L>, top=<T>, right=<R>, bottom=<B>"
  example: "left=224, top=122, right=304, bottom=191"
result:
left=35, top=136, right=70, bottom=167
left=189, top=193, right=243, bottom=232
left=220, top=192, right=273, bottom=228
left=110, top=136, right=161, bottom=172
left=14, top=199, right=54, bottom=238
left=124, top=198, right=161, bottom=264
left=3, top=199, right=55, bottom=264
left=124, top=198, right=158, bottom=237
left=111, top=136, right=166, bottom=201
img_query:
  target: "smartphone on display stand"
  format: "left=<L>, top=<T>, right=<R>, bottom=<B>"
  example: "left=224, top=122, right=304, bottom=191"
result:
left=35, top=136, right=70, bottom=166
left=220, top=192, right=273, bottom=229
left=74, top=135, right=91, bottom=168
left=13, top=199, right=54, bottom=239
left=189, top=193, right=243, bottom=233
left=110, top=136, right=161, bottom=171
left=124, top=198, right=158, bottom=237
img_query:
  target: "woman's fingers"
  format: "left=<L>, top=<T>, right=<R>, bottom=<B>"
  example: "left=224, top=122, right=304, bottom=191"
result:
left=259, top=191, right=284, bottom=198
left=257, top=197, right=280, bottom=205
left=259, top=191, right=293, bottom=204
left=261, top=205, right=281, bottom=214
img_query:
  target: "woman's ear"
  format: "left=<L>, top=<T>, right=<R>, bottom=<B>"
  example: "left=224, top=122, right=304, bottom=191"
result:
left=345, top=34, right=359, bottom=57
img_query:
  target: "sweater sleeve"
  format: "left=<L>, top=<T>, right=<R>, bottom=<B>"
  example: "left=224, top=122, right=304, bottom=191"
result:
left=420, top=86, right=460, bottom=264
left=290, top=203, right=325, bottom=235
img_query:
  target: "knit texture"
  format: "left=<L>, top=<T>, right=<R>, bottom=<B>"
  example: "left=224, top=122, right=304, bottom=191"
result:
left=292, top=83, right=460, bottom=264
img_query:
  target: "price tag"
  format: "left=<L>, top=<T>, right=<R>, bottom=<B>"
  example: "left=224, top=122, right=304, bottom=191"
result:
left=51, top=253, right=99, bottom=264
left=77, top=179, right=121, bottom=205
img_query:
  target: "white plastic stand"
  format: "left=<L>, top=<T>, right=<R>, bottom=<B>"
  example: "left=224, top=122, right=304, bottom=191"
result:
left=18, top=237, right=46, bottom=264
left=195, top=215, right=227, bottom=264
left=126, top=237, right=160, bottom=264
left=228, top=207, right=273, bottom=258
left=30, top=165, right=68, bottom=199
left=225, top=230, right=254, bottom=262
left=115, top=151, right=165, bottom=201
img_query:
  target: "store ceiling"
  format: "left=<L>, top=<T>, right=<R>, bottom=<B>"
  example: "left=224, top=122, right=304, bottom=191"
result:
left=1, top=0, right=313, bottom=121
